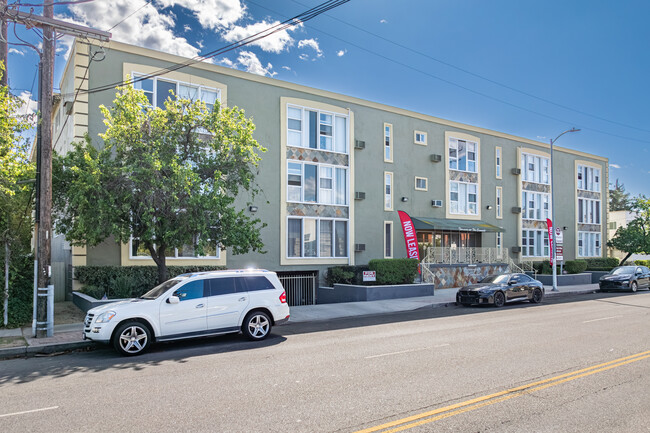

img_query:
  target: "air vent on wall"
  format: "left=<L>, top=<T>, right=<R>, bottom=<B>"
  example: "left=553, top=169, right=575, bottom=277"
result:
left=512, top=207, right=522, bottom=214
left=354, top=192, right=366, bottom=200
left=431, top=200, right=443, bottom=208
left=354, top=243, right=366, bottom=252
left=354, top=140, right=366, bottom=149
left=511, top=246, right=522, bottom=253
left=430, top=154, right=442, bottom=163
left=511, top=168, right=521, bottom=175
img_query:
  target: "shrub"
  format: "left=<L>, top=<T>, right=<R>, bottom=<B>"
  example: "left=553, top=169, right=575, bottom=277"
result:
left=81, top=285, right=106, bottom=300
left=0, top=252, right=34, bottom=328
left=325, top=265, right=370, bottom=286
left=533, top=260, right=558, bottom=275
left=564, top=260, right=588, bottom=274
left=634, top=259, right=650, bottom=267
left=75, top=265, right=226, bottom=299
left=584, top=257, right=619, bottom=270
left=368, top=258, right=419, bottom=285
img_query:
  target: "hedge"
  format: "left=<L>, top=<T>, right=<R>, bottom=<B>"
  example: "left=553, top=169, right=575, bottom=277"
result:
left=564, top=260, right=588, bottom=274
left=584, top=257, right=619, bottom=270
left=368, top=258, right=420, bottom=285
left=634, top=260, right=650, bottom=267
left=75, top=265, right=226, bottom=299
left=325, top=265, right=370, bottom=286
left=0, top=252, right=34, bottom=328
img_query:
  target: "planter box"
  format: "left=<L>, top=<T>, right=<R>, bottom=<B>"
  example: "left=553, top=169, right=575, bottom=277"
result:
left=535, top=273, right=592, bottom=286
left=72, top=291, right=127, bottom=313
left=317, top=283, right=434, bottom=304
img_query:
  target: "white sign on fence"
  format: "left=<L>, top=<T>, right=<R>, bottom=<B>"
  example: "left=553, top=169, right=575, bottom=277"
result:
left=363, top=271, right=376, bottom=282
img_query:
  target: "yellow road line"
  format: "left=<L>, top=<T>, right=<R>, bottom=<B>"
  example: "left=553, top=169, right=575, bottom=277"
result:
left=354, top=350, right=650, bottom=433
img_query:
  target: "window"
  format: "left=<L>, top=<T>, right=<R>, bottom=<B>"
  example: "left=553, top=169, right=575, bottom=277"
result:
left=414, top=131, right=427, bottom=145
left=495, top=147, right=502, bottom=179
left=578, top=198, right=601, bottom=224
left=578, top=231, right=601, bottom=257
left=496, top=186, right=502, bottom=219
left=287, top=218, right=348, bottom=258
left=130, top=238, right=220, bottom=259
left=415, top=176, right=428, bottom=191
left=384, top=123, right=393, bottom=162
left=520, top=153, right=550, bottom=184
left=450, top=181, right=478, bottom=215
left=286, top=105, right=348, bottom=153
left=173, top=280, right=206, bottom=301
left=496, top=232, right=502, bottom=256
left=608, top=221, right=617, bottom=230
left=133, top=74, right=220, bottom=111
left=241, top=276, right=275, bottom=292
left=286, top=161, right=348, bottom=205
left=385, top=172, right=393, bottom=211
left=207, top=277, right=238, bottom=296
left=449, top=138, right=477, bottom=172
left=522, top=191, right=550, bottom=220
left=522, top=229, right=550, bottom=257
left=577, top=165, right=601, bottom=192
left=384, top=221, right=393, bottom=258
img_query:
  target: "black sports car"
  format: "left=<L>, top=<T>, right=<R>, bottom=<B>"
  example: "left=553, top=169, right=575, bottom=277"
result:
left=599, top=265, right=650, bottom=292
left=456, top=273, right=544, bottom=307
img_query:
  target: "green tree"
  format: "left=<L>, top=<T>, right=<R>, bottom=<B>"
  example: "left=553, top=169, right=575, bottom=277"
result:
left=54, top=84, right=267, bottom=283
left=609, top=179, right=631, bottom=212
left=607, top=196, right=650, bottom=264
left=0, top=63, right=35, bottom=326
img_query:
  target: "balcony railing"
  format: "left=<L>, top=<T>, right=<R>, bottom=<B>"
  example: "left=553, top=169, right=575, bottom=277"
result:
left=421, top=246, right=506, bottom=265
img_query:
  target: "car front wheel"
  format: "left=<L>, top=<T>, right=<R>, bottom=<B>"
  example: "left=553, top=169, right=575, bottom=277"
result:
left=113, top=321, right=152, bottom=356
left=493, top=291, right=505, bottom=308
left=243, top=311, right=272, bottom=341
left=630, top=281, right=638, bottom=293
left=530, top=288, right=543, bottom=304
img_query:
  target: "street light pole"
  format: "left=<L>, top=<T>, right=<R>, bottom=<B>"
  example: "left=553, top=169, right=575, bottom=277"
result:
left=550, top=127, right=580, bottom=292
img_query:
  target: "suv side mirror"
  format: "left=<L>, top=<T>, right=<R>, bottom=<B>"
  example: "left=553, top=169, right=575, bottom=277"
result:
left=167, top=295, right=180, bottom=304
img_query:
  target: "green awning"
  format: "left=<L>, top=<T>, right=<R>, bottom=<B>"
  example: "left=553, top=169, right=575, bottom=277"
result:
left=411, top=217, right=505, bottom=233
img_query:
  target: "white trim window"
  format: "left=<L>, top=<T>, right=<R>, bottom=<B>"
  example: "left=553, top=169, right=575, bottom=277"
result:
left=384, top=123, right=393, bottom=162
left=286, top=161, right=348, bottom=205
left=522, top=191, right=550, bottom=221
left=415, top=176, right=428, bottom=191
left=449, top=138, right=477, bottom=172
left=133, top=73, right=219, bottom=110
left=496, top=186, right=503, bottom=219
left=384, top=221, right=393, bottom=258
left=384, top=172, right=393, bottom=211
left=287, top=217, right=348, bottom=258
left=414, top=131, right=427, bottom=145
left=286, top=104, right=349, bottom=154
left=496, top=232, right=503, bottom=256
left=495, top=147, right=502, bottom=179
left=450, top=181, right=478, bottom=215
left=578, top=231, right=601, bottom=257
left=522, top=229, right=550, bottom=258
left=577, top=165, right=601, bottom=192
left=578, top=198, right=601, bottom=225
left=521, top=153, right=550, bottom=184
left=130, top=237, right=220, bottom=259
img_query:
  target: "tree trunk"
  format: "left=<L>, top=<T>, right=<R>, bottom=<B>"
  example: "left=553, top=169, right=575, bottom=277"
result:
left=3, top=240, right=8, bottom=326
left=620, top=252, right=632, bottom=266
left=147, top=243, right=168, bottom=284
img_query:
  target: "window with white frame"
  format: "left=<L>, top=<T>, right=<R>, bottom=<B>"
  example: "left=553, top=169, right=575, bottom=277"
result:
left=130, top=237, right=220, bottom=259
left=522, top=191, right=550, bottom=220
left=287, top=217, right=348, bottom=258
left=578, top=198, right=601, bottom=225
left=384, top=221, right=393, bottom=258
left=286, top=104, right=349, bottom=153
left=577, top=165, right=601, bottom=192
left=578, top=231, right=601, bottom=257
left=495, top=147, right=502, bottom=178
left=449, top=138, right=477, bottom=172
left=450, top=181, right=478, bottom=215
left=415, top=176, right=428, bottom=191
left=384, top=123, right=393, bottom=162
left=286, top=161, right=348, bottom=205
left=521, top=229, right=550, bottom=257
left=133, top=74, right=219, bottom=110
left=414, top=131, right=427, bottom=145
left=384, top=172, right=393, bottom=211
left=521, top=153, right=550, bottom=184
left=496, top=186, right=502, bottom=219
left=496, top=232, right=502, bottom=256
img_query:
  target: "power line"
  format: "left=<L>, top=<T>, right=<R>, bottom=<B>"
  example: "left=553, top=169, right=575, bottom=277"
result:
left=8, top=0, right=97, bottom=7
left=106, top=0, right=152, bottom=32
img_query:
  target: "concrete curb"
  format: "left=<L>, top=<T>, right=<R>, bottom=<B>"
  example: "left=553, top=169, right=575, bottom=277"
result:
left=0, top=340, right=95, bottom=360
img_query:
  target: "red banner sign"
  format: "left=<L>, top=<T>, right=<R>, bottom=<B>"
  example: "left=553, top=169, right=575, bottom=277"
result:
left=546, top=218, right=554, bottom=266
left=398, top=211, right=420, bottom=260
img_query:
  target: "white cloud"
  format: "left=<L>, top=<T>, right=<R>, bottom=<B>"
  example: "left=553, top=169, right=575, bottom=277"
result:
left=223, top=20, right=300, bottom=53
left=298, top=53, right=309, bottom=61
left=17, top=91, right=38, bottom=126
left=380, top=19, right=387, bottom=23
left=237, top=51, right=276, bottom=77
left=298, top=38, right=322, bottom=57
left=216, top=57, right=235, bottom=68
left=336, top=49, right=347, bottom=57
left=282, top=66, right=291, bottom=71
left=183, top=24, right=191, bottom=32
left=609, top=163, right=621, bottom=169
left=156, top=0, right=246, bottom=30
left=9, top=48, right=24, bottom=56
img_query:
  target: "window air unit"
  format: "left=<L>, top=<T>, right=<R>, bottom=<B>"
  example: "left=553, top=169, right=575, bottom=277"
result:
left=511, top=207, right=522, bottom=214
left=354, top=140, right=366, bottom=149
left=430, top=154, right=442, bottom=163
left=511, top=168, right=521, bottom=175
left=431, top=200, right=443, bottom=208
left=354, top=192, right=366, bottom=200
left=511, top=246, right=522, bottom=253
left=354, top=243, right=366, bottom=252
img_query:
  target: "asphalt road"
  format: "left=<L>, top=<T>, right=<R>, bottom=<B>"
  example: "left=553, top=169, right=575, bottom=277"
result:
left=1, top=290, right=649, bottom=433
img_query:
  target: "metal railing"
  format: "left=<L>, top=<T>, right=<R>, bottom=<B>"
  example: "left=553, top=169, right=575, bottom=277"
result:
left=278, top=273, right=317, bottom=306
left=422, top=246, right=506, bottom=265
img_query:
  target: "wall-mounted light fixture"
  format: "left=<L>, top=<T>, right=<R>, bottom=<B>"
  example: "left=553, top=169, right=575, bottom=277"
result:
left=401, top=197, right=408, bottom=202
left=563, top=226, right=568, bottom=231
left=249, top=205, right=258, bottom=212
left=486, top=205, right=493, bottom=210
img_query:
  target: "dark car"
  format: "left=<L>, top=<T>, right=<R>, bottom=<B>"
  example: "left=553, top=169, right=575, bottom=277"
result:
left=599, top=266, right=650, bottom=292
left=456, top=273, right=544, bottom=307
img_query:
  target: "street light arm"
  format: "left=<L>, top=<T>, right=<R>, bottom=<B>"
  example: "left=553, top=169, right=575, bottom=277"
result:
left=551, top=128, right=581, bottom=145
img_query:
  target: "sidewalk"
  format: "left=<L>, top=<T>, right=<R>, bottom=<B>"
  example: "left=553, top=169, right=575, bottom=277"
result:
left=0, top=284, right=600, bottom=359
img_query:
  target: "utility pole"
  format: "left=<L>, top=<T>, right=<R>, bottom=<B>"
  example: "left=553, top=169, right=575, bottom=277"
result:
left=1, top=5, right=110, bottom=337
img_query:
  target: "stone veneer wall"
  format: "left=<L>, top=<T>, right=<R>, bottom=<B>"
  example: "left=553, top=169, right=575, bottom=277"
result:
left=424, top=263, right=510, bottom=288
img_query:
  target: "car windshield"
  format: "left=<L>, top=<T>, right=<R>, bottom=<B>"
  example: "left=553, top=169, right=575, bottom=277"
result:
left=480, top=274, right=510, bottom=284
left=140, top=278, right=186, bottom=299
left=610, top=267, right=635, bottom=276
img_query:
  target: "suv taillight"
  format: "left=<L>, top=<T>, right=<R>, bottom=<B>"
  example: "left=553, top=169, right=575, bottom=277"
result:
left=279, top=291, right=287, bottom=304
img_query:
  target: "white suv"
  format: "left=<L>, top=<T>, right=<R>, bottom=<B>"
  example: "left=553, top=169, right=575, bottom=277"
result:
left=83, top=269, right=290, bottom=356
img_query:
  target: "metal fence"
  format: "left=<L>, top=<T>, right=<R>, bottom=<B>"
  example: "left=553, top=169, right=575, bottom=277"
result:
left=278, top=272, right=317, bottom=306
left=422, top=247, right=506, bottom=265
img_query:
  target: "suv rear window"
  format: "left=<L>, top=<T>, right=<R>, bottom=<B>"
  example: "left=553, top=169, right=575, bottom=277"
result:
left=240, top=276, right=275, bottom=292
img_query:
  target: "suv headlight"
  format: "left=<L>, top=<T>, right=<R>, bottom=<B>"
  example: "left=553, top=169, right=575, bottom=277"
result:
left=95, top=310, right=116, bottom=323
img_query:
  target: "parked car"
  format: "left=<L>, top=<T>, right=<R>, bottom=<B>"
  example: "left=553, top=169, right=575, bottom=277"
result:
left=83, top=269, right=290, bottom=356
left=599, top=266, right=650, bottom=292
left=456, top=273, right=544, bottom=307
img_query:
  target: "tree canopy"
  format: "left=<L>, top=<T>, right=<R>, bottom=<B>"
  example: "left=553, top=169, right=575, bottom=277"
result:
left=609, top=179, right=631, bottom=212
left=608, top=196, right=650, bottom=264
left=53, top=84, right=267, bottom=283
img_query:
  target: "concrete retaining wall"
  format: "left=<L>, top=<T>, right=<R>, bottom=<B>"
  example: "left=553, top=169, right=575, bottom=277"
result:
left=317, top=283, right=434, bottom=304
left=423, top=263, right=509, bottom=289
left=535, top=273, right=592, bottom=286
left=587, top=271, right=609, bottom=284
left=72, top=292, right=126, bottom=313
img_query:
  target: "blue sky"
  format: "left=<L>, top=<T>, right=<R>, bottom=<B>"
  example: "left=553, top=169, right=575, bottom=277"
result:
left=6, top=0, right=650, bottom=196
